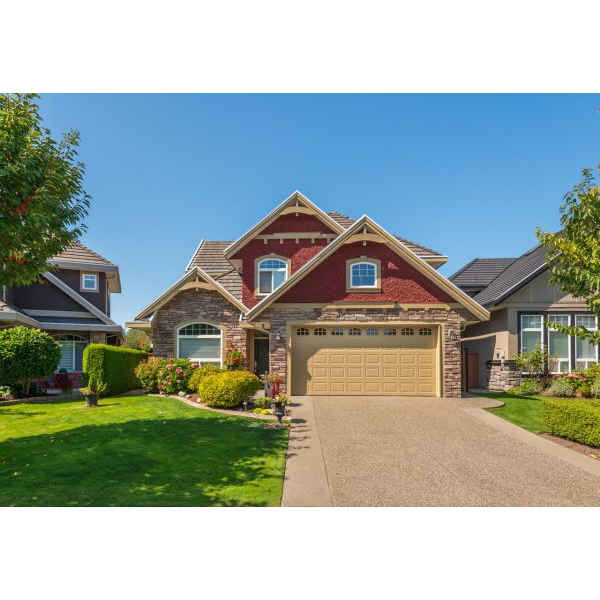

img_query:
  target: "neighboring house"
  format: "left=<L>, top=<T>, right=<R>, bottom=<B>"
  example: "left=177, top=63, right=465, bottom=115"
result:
left=0, top=242, right=123, bottom=378
left=127, top=191, right=489, bottom=397
left=450, top=243, right=598, bottom=391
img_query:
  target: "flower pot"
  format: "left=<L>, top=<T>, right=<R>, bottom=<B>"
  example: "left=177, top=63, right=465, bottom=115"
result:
left=84, top=393, right=99, bottom=407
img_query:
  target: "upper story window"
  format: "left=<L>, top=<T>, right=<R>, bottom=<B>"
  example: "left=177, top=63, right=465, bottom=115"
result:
left=351, top=262, right=377, bottom=288
left=81, top=272, right=98, bottom=291
left=257, top=258, right=288, bottom=295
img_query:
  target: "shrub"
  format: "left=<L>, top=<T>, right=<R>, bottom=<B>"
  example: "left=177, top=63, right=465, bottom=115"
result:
left=53, top=372, right=73, bottom=395
left=134, top=357, right=195, bottom=394
left=507, top=378, right=543, bottom=396
left=198, top=370, right=261, bottom=408
left=84, top=344, right=148, bottom=396
left=224, top=342, right=245, bottom=370
left=0, top=385, right=14, bottom=399
left=252, top=407, right=263, bottom=414
left=549, top=378, right=576, bottom=398
left=512, top=345, right=550, bottom=378
left=543, top=399, right=600, bottom=447
left=591, top=379, right=600, bottom=399
left=0, top=327, right=61, bottom=395
left=253, top=396, right=273, bottom=409
left=187, top=364, right=225, bottom=392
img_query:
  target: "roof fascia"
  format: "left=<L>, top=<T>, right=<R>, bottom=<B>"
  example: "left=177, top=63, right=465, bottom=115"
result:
left=185, top=239, right=205, bottom=272
left=223, top=191, right=344, bottom=258
left=246, top=215, right=490, bottom=322
left=43, top=272, right=117, bottom=325
left=134, top=267, right=248, bottom=321
left=490, top=263, right=549, bottom=307
left=47, top=261, right=121, bottom=293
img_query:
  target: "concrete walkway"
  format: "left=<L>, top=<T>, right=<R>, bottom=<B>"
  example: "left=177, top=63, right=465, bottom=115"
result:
left=281, top=396, right=600, bottom=506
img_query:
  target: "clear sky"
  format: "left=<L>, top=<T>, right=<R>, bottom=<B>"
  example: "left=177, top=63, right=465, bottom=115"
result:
left=37, top=94, right=600, bottom=327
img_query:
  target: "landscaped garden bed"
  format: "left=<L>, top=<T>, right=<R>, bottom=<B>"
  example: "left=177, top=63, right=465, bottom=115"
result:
left=0, top=394, right=288, bottom=506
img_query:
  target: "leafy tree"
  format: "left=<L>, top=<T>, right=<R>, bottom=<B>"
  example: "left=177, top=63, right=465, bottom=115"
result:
left=513, top=344, right=550, bottom=378
left=0, top=93, right=90, bottom=287
left=124, top=329, right=152, bottom=352
left=537, top=164, right=600, bottom=344
left=0, top=327, right=61, bottom=395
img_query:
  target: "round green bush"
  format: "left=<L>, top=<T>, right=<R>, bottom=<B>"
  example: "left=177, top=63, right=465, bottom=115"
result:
left=591, top=379, right=600, bottom=399
left=507, top=378, right=543, bottom=396
left=0, top=326, right=61, bottom=395
left=187, top=364, right=225, bottom=392
left=198, top=370, right=261, bottom=408
left=253, top=396, right=273, bottom=409
left=549, top=378, right=576, bottom=398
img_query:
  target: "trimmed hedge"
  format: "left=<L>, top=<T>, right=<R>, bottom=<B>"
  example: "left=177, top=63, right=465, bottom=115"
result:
left=542, top=399, right=600, bottom=448
left=198, top=371, right=261, bottom=408
left=83, top=344, right=148, bottom=396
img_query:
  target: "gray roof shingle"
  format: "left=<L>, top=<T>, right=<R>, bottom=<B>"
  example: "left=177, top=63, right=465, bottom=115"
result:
left=471, top=244, right=549, bottom=306
left=449, top=258, right=516, bottom=290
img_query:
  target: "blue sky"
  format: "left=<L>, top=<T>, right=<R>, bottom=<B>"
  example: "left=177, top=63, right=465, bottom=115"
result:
left=38, top=94, right=600, bottom=327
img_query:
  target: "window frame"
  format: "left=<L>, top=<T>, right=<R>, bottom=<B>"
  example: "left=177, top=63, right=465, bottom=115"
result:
left=547, top=314, right=571, bottom=374
left=346, top=257, right=381, bottom=292
left=519, top=314, right=544, bottom=358
left=80, top=272, right=99, bottom=292
left=176, top=321, right=223, bottom=365
left=575, top=315, right=598, bottom=370
left=255, top=256, right=289, bottom=297
left=53, top=334, right=88, bottom=372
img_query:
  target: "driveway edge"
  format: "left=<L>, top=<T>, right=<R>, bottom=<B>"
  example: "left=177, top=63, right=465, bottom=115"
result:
left=463, top=406, right=600, bottom=478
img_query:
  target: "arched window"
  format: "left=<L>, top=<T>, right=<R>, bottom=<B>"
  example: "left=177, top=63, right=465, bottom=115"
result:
left=400, top=328, right=415, bottom=336
left=53, top=334, right=88, bottom=372
left=350, top=261, right=377, bottom=288
left=314, top=328, right=327, bottom=336
left=349, top=328, right=361, bottom=336
left=257, top=258, right=288, bottom=294
left=383, top=328, right=396, bottom=336
left=419, top=327, right=433, bottom=336
left=296, top=327, right=309, bottom=336
left=177, top=322, right=222, bottom=364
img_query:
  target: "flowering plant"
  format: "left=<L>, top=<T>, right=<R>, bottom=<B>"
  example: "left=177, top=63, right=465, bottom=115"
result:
left=53, top=372, right=73, bottom=395
left=274, top=392, right=291, bottom=406
left=265, top=372, right=281, bottom=398
left=135, top=357, right=197, bottom=394
left=225, top=343, right=245, bottom=370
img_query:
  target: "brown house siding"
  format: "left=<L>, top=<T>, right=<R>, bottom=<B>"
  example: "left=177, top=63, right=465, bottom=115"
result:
left=55, top=270, right=108, bottom=314
left=11, top=281, right=86, bottom=312
left=152, top=288, right=248, bottom=365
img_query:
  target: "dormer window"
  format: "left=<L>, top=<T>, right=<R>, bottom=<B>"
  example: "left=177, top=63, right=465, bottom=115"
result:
left=257, top=258, right=288, bottom=295
left=346, top=258, right=381, bottom=292
left=81, top=272, right=98, bottom=291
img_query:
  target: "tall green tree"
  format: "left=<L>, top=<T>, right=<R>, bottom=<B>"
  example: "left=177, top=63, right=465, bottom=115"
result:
left=537, top=164, right=600, bottom=344
left=124, top=329, right=152, bottom=352
left=0, top=93, right=90, bottom=287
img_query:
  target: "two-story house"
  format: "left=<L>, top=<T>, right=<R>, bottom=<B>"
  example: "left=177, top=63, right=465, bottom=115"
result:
left=127, top=191, right=489, bottom=397
left=0, top=242, right=123, bottom=377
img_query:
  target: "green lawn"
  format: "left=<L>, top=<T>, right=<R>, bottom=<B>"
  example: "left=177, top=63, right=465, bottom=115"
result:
left=0, top=395, right=288, bottom=507
left=477, top=392, right=548, bottom=433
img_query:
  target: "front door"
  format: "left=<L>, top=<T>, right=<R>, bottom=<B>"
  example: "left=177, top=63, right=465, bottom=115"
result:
left=254, top=338, right=269, bottom=377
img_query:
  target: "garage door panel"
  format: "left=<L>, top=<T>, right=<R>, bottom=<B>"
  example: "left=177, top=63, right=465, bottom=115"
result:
left=292, top=326, right=438, bottom=396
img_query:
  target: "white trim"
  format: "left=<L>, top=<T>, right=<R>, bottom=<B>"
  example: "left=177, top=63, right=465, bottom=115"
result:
left=176, top=321, right=223, bottom=365
left=24, top=309, right=94, bottom=318
left=223, top=191, right=344, bottom=258
left=575, top=315, right=599, bottom=369
left=0, top=310, right=41, bottom=327
left=81, top=272, right=99, bottom=291
left=185, top=239, right=205, bottom=271
left=134, top=267, right=248, bottom=320
left=245, top=214, right=490, bottom=322
left=39, top=322, right=123, bottom=333
left=43, top=272, right=117, bottom=325
left=257, top=257, right=288, bottom=295
left=350, top=261, right=378, bottom=288
left=520, top=314, right=543, bottom=357
left=547, top=314, right=571, bottom=374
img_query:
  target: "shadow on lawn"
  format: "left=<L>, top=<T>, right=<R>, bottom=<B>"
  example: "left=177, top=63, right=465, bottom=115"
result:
left=0, top=416, right=288, bottom=507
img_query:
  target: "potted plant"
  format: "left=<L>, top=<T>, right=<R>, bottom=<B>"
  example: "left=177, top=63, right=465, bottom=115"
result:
left=79, top=382, right=107, bottom=407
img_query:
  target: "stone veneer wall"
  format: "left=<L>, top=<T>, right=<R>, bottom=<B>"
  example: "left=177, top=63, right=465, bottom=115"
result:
left=261, top=305, right=471, bottom=398
left=485, top=360, right=522, bottom=391
left=152, top=288, right=248, bottom=366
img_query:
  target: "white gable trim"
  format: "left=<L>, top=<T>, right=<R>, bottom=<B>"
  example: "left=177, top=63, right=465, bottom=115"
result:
left=245, top=215, right=490, bottom=322
left=223, top=190, right=344, bottom=258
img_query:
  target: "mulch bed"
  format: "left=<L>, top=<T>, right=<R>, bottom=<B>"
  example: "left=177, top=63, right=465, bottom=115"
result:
left=540, top=433, right=600, bottom=461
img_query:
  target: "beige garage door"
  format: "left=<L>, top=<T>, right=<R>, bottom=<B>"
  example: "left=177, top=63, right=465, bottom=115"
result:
left=291, top=325, right=438, bottom=396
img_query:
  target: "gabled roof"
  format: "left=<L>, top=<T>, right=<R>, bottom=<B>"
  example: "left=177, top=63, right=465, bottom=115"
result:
left=449, top=258, right=517, bottom=291
left=131, top=266, right=247, bottom=323
left=51, top=241, right=115, bottom=266
left=244, top=215, right=490, bottom=322
left=224, top=191, right=345, bottom=258
left=472, top=244, right=549, bottom=307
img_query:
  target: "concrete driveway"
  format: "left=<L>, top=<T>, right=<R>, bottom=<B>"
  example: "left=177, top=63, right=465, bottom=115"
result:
left=281, top=396, right=600, bottom=506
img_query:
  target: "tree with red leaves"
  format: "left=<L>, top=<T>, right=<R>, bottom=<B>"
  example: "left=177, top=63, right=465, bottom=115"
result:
left=0, top=94, right=90, bottom=286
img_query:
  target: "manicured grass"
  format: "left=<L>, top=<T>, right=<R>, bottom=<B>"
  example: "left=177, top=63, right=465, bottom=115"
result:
left=0, top=395, right=288, bottom=507
left=476, top=392, right=547, bottom=433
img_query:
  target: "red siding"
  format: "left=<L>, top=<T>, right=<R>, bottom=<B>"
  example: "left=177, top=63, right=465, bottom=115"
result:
left=259, top=213, right=336, bottom=234
left=233, top=239, right=328, bottom=307
left=278, top=242, right=455, bottom=304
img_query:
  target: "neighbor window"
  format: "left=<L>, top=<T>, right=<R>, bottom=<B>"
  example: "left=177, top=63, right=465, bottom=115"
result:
left=575, top=315, right=598, bottom=370
left=257, top=258, right=288, bottom=295
left=81, top=273, right=98, bottom=291
left=177, top=322, right=222, bottom=365
left=548, top=315, right=570, bottom=373
left=350, top=261, right=377, bottom=288
left=54, top=334, right=88, bottom=372
left=520, top=315, right=543, bottom=354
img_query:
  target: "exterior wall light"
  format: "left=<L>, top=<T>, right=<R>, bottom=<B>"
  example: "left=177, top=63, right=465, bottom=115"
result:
left=275, top=331, right=281, bottom=342
left=448, top=329, right=457, bottom=341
